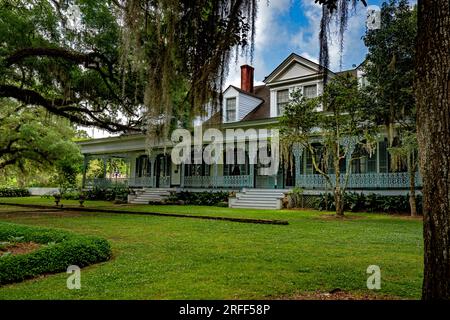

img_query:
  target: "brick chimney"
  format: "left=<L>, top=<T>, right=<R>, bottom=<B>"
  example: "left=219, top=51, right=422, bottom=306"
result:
left=240, top=64, right=254, bottom=93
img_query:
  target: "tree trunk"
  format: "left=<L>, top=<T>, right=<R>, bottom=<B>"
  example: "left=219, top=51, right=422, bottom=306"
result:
left=408, top=157, right=417, bottom=217
left=334, top=159, right=344, bottom=216
left=415, top=0, right=450, bottom=300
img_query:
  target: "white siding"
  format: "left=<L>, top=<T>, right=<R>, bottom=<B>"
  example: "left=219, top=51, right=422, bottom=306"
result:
left=237, top=92, right=261, bottom=121
left=222, top=86, right=262, bottom=123
left=269, top=80, right=322, bottom=117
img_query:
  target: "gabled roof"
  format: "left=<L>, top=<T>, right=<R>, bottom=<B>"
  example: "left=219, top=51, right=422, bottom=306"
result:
left=223, top=84, right=264, bottom=101
left=263, top=53, right=335, bottom=84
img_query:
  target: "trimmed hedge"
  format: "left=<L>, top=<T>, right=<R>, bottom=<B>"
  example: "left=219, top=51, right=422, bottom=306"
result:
left=0, top=222, right=111, bottom=285
left=0, top=188, right=30, bottom=198
left=166, top=191, right=229, bottom=206
left=314, top=192, right=422, bottom=214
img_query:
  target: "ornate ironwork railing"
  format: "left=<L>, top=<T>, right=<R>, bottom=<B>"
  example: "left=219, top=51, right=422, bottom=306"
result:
left=295, top=172, right=422, bottom=189
left=183, top=175, right=253, bottom=188
left=86, top=178, right=129, bottom=188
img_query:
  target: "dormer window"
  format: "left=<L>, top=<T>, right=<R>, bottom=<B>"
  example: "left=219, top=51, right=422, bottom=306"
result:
left=226, top=97, right=236, bottom=122
left=303, top=84, right=317, bottom=98
left=277, top=89, right=289, bottom=115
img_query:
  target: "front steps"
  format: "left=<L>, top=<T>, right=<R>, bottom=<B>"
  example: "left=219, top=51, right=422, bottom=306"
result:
left=128, top=188, right=173, bottom=204
left=229, top=188, right=288, bottom=209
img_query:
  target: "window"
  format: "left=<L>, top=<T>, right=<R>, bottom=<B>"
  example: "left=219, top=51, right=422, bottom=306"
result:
left=223, top=149, right=249, bottom=176
left=184, top=149, right=210, bottom=176
left=226, top=98, right=236, bottom=122
left=303, top=84, right=317, bottom=98
left=277, top=89, right=290, bottom=115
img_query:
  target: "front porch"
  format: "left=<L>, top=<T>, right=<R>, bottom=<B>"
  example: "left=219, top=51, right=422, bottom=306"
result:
left=79, top=135, right=422, bottom=193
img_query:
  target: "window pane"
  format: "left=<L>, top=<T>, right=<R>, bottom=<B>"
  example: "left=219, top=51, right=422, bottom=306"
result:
left=277, top=89, right=289, bottom=115
left=226, top=98, right=236, bottom=122
left=303, top=84, right=317, bottom=98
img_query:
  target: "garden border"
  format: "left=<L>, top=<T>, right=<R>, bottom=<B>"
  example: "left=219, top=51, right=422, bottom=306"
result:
left=0, top=203, right=289, bottom=225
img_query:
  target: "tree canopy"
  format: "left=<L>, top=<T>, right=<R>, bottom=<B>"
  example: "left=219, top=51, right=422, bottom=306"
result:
left=0, top=99, right=83, bottom=187
left=0, top=0, right=258, bottom=136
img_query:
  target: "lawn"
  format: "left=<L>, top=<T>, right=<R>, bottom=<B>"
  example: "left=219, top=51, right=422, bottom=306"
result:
left=0, top=197, right=423, bottom=299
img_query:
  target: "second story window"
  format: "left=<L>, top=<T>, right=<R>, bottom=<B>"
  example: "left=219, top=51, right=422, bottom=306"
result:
left=303, top=84, right=317, bottom=98
left=277, top=89, right=289, bottom=115
left=226, top=97, right=236, bottom=122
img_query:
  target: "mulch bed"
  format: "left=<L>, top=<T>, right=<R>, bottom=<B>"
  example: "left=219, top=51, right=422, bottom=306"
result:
left=0, top=203, right=289, bottom=226
left=0, top=242, right=42, bottom=256
left=280, top=289, right=404, bottom=300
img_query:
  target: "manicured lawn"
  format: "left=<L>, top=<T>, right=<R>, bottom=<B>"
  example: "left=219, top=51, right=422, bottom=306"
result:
left=0, top=197, right=423, bottom=299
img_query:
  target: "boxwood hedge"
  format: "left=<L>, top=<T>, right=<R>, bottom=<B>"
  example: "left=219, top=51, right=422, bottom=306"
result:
left=0, top=188, right=30, bottom=197
left=0, top=222, right=111, bottom=285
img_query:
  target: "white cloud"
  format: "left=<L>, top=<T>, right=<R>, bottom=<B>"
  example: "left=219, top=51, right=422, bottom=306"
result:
left=225, top=0, right=292, bottom=87
left=292, top=0, right=367, bottom=71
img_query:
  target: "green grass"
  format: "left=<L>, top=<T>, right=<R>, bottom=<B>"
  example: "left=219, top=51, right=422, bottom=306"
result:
left=0, top=196, right=423, bottom=299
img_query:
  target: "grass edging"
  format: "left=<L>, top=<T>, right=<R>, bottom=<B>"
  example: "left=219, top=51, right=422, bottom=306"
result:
left=0, top=222, right=111, bottom=285
left=0, top=203, right=289, bottom=225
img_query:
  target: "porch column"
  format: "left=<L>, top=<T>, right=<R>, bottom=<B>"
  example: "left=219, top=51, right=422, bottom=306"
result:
left=249, top=162, right=254, bottom=188
left=102, top=157, right=107, bottom=178
left=150, top=156, right=156, bottom=188
left=213, top=163, right=218, bottom=188
left=81, top=155, right=89, bottom=189
left=180, top=163, right=185, bottom=188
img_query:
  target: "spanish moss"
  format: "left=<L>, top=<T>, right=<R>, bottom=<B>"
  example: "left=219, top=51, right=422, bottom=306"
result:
left=119, top=0, right=258, bottom=141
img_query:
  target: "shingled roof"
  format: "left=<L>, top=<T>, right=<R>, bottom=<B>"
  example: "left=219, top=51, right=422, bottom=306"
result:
left=241, top=85, right=271, bottom=121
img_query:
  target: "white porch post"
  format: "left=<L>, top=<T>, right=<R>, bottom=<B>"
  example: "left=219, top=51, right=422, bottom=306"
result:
left=81, top=155, right=89, bottom=189
left=102, top=157, right=107, bottom=178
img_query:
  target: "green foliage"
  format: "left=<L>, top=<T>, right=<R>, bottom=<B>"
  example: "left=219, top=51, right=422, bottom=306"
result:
left=280, top=74, right=378, bottom=215
left=315, top=192, right=422, bottom=214
left=85, top=184, right=129, bottom=202
left=167, top=191, right=229, bottom=206
left=0, top=100, right=83, bottom=188
left=0, top=187, right=30, bottom=197
left=0, top=222, right=111, bottom=285
left=287, top=187, right=304, bottom=208
left=363, top=0, right=417, bottom=131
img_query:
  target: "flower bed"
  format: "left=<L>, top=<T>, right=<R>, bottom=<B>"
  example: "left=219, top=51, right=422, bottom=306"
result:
left=0, top=222, right=111, bottom=285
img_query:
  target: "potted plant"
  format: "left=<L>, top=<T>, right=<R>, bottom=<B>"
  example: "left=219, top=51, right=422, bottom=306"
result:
left=53, top=193, right=61, bottom=206
left=79, top=192, right=86, bottom=207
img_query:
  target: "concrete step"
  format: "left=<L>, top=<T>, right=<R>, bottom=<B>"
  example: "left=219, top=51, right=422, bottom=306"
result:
left=236, top=194, right=284, bottom=200
left=230, top=203, right=278, bottom=209
left=234, top=199, right=279, bottom=205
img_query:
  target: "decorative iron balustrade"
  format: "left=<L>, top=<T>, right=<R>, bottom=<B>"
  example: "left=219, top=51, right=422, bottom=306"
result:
left=86, top=178, right=129, bottom=188
left=295, top=172, right=422, bottom=189
left=183, top=175, right=253, bottom=188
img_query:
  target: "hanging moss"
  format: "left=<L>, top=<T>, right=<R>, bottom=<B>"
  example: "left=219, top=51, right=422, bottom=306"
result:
left=119, top=0, right=257, bottom=143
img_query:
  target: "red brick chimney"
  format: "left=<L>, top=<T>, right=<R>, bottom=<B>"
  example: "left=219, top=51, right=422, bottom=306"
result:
left=240, top=64, right=254, bottom=93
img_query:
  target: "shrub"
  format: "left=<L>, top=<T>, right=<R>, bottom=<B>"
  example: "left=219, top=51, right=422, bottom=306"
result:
left=0, top=188, right=31, bottom=198
left=84, top=184, right=129, bottom=202
left=0, top=222, right=111, bottom=285
left=314, top=192, right=422, bottom=214
left=167, top=191, right=229, bottom=206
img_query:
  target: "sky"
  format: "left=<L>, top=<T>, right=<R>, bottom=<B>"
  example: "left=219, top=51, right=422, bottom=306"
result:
left=225, top=0, right=387, bottom=87
left=89, top=0, right=401, bottom=138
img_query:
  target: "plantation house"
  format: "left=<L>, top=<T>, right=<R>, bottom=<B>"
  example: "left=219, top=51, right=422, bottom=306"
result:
left=78, top=53, right=421, bottom=208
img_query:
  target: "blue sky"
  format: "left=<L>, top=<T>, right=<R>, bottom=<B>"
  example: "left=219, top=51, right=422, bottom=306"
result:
left=226, top=0, right=389, bottom=86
